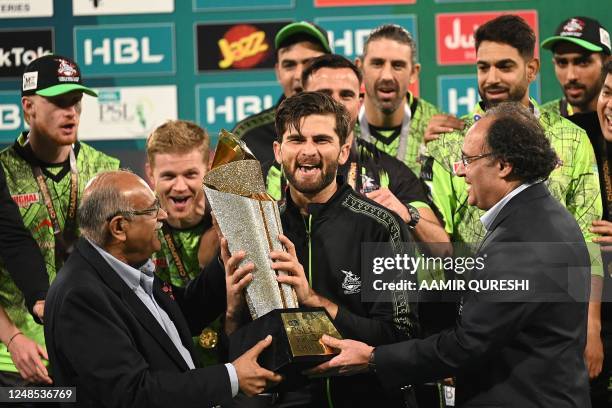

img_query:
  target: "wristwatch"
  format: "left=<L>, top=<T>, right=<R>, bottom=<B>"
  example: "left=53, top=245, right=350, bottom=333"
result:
left=368, top=347, right=376, bottom=372
left=406, top=204, right=420, bottom=229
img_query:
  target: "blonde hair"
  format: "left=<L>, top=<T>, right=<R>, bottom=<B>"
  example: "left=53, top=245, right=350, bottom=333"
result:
left=146, top=120, right=210, bottom=166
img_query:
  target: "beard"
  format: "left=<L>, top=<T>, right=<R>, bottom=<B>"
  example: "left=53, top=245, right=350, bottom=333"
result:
left=371, top=79, right=404, bottom=115
left=479, top=81, right=529, bottom=110
left=283, top=159, right=338, bottom=195
left=563, top=79, right=603, bottom=111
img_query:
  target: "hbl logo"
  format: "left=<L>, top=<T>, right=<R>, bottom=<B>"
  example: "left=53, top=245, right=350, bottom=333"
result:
left=0, top=92, right=27, bottom=144
left=74, top=24, right=175, bottom=77
left=197, top=82, right=279, bottom=137
left=316, top=15, right=417, bottom=60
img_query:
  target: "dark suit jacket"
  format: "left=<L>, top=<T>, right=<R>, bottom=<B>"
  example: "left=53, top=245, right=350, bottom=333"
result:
left=375, top=183, right=591, bottom=407
left=45, top=238, right=231, bottom=408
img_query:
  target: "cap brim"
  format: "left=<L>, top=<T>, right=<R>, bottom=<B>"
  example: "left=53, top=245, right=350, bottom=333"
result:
left=275, top=22, right=331, bottom=53
left=541, top=36, right=603, bottom=52
left=36, top=83, right=98, bottom=98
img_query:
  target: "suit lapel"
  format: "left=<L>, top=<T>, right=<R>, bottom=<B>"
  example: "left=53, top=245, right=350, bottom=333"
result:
left=76, top=239, right=190, bottom=371
left=477, top=183, right=550, bottom=254
left=153, top=279, right=198, bottom=361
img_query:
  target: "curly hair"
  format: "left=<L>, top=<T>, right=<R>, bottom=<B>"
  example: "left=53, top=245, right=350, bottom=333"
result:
left=484, top=102, right=558, bottom=183
left=275, top=91, right=351, bottom=145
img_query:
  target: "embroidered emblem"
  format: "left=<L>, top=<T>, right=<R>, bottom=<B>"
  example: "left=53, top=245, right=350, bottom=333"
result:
left=341, top=270, right=361, bottom=295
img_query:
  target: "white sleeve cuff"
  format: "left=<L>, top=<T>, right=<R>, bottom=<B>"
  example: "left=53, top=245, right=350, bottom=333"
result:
left=224, top=363, right=239, bottom=397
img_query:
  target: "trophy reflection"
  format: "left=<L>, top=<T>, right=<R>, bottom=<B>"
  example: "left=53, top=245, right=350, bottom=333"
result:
left=204, top=130, right=341, bottom=389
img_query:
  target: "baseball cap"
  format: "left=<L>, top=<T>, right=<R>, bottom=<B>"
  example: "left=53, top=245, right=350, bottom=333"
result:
left=21, top=54, right=97, bottom=97
left=274, top=21, right=332, bottom=53
left=541, top=16, right=611, bottom=55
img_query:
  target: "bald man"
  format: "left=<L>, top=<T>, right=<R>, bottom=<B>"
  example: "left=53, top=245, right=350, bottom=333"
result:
left=44, top=170, right=281, bottom=408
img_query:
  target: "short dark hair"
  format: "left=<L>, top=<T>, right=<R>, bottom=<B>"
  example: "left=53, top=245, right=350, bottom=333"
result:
left=475, top=15, right=536, bottom=59
left=275, top=91, right=350, bottom=145
left=363, top=24, right=417, bottom=65
left=605, top=59, right=612, bottom=75
left=484, top=102, right=558, bottom=183
left=301, top=54, right=362, bottom=89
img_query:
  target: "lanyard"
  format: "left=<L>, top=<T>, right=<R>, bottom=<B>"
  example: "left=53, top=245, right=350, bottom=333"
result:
left=30, top=148, right=78, bottom=266
left=161, top=223, right=189, bottom=283
left=358, top=102, right=412, bottom=162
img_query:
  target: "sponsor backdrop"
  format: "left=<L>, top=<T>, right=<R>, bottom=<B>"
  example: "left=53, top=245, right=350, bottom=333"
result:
left=0, top=0, right=608, bottom=174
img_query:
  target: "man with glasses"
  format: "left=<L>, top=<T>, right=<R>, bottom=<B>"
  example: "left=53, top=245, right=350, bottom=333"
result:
left=44, top=170, right=282, bottom=407
left=310, top=102, right=592, bottom=407
left=426, top=17, right=603, bottom=374
left=0, top=55, right=119, bottom=391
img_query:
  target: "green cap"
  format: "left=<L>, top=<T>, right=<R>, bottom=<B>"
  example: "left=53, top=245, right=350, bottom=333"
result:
left=274, top=21, right=332, bottom=53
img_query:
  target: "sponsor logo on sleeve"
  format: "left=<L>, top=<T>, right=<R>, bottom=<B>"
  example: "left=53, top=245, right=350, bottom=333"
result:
left=11, top=192, right=40, bottom=207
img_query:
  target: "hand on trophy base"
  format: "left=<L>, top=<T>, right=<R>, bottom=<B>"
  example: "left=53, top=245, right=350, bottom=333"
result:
left=233, top=335, right=283, bottom=396
left=305, top=335, right=373, bottom=377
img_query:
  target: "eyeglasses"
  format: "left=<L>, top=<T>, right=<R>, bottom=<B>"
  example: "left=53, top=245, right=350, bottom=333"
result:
left=459, top=152, right=494, bottom=167
left=106, top=198, right=161, bottom=221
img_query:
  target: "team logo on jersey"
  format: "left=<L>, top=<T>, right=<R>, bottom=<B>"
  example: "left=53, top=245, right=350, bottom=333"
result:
left=11, top=192, right=40, bottom=207
left=341, top=270, right=361, bottom=294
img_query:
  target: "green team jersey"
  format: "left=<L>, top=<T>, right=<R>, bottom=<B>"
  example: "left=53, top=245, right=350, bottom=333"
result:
left=151, top=220, right=222, bottom=367
left=0, top=133, right=119, bottom=373
left=428, top=101, right=603, bottom=276
left=541, top=97, right=575, bottom=117
left=361, top=93, right=439, bottom=175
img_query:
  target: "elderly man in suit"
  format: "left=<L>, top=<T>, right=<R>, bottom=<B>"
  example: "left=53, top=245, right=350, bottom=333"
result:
left=44, top=170, right=281, bottom=407
left=310, top=102, right=592, bottom=407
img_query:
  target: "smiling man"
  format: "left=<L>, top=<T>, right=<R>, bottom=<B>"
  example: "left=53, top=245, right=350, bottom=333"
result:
left=145, top=120, right=222, bottom=366
left=0, top=55, right=119, bottom=389
left=311, top=102, right=591, bottom=408
left=226, top=91, right=415, bottom=407
left=426, top=14, right=605, bottom=384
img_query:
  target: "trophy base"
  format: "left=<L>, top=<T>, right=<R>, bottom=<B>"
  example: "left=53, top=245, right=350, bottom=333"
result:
left=228, top=307, right=342, bottom=391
